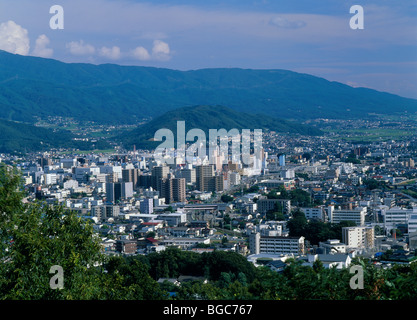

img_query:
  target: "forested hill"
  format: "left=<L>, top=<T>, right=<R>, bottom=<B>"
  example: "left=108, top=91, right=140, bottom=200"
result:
left=117, top=105, right=322, bottom=150
left=0, top=118, right=108, bottom=154
left=1, top=50, right=417, bottom=124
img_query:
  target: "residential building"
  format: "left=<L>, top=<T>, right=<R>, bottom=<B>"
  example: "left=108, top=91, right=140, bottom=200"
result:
left=140, top=198, right=154, bottom=214
left=115, top=239, right=137, bottom=254
left=318, top=239, right=347, bottom=254
left=301, top=206, right=326, bottom=221
left=328, top=206, right=366, bottom=226
left=249, top=232, right=305, bottom=256
left=195, top=164, right=224, bottom=192
left=151, top=165, right=170, bottom=190
left=158, top=177, right=186, bottom=204
left=342, top=226, right=374, bottom=249
left=257, top=198, right=291, bottom=214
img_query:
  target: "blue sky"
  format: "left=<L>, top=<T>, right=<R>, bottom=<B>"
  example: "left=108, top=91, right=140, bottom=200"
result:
left=0, top=0, right=416, bottom=98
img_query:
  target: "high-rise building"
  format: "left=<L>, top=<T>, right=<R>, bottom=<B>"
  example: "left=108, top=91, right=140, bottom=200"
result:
left=196, top=165, right=214, bottom=192
left=151, top=165, right=169, bottom=190
left=122, top=168, right=139, bottom=188
left=279, top=154, right=286, bottom=167
left=177, top=168, right=196, bottom=184
left=106, top=182, right=133, bottom=203
left=342, top=226, right=374, bottom=249
left=140, top=198, right=154, bottom=214
left=195, top=165, right=223, bottom=192
left=158, top=177, right=186, bottom=204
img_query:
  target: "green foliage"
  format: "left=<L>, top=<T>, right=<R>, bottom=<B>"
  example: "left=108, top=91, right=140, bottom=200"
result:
left=363, top=179, right=388, bottom=190
left=221, top=194, right=234, bottom=203
left=267, top=187, right=313, bottom=207
left=287, top=210, right=357, bottom=245
left=0, top=201, right=106, bottom=299
left=118, top=105, right=322, bottom=150
left=0, top=118, right=110, bottom=154
left=1, top=50, right=416, bottom=127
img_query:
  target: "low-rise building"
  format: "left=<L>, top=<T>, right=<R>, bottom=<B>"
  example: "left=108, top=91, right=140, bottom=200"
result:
left=249, top=232, right=304, bottom=256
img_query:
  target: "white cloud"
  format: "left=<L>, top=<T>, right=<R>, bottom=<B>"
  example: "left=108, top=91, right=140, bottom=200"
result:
left=269, top=16, right=306, bottom=29
left=99, top=46, right=121, bottom=60
left=132, top=46, right=151, bottom=61
left=66, top=40, right=95, bottom=56
left=152, top=40, right=171, bottom=61
left=131, top=40, right=171, bottom=61
left=0, top=20, right=30, bottom=55
left=32, top=34, right=53, bottom=58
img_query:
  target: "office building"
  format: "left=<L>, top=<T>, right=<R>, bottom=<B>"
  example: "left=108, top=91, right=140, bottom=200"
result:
left=106, top=182, right=134, bottom=203
left=151, top=165, right=170, bottom=190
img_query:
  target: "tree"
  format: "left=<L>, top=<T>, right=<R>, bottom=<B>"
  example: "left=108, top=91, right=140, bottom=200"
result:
left=164, top=206, right=175, bottom=213
left=146, top=231, right=156, bottom=239
left=221, top=194, right=234, bottom=203
left=1, top=202, right=106, bottom=299
left=287, top=210, right=307, bottom=237
left=222, top=236, right=228, bottom=246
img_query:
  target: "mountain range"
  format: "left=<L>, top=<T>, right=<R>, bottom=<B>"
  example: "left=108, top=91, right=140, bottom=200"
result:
left=1, top=50, right=416, bottom=125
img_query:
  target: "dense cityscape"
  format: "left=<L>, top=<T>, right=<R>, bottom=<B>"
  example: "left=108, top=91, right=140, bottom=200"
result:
left=3, top=117, right=417, bottom=293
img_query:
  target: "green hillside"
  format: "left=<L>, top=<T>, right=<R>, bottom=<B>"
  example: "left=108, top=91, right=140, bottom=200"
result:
left=0, top=119, right=108, bottom=154
left=1, top=50, right=416, bottom=124
left=117, top=105, right=322, bottom=150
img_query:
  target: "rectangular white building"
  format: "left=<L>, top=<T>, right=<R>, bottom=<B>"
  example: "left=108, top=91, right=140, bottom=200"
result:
left=342, top=226, right=374, bottom=249
left=328, top=206, right=366, bottom=226
left=301, top=207, right=325, bottom=221
left=249, top=232, right=305, bottom=256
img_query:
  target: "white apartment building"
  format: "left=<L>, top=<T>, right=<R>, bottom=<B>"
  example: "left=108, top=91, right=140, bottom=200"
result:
left=249, top=232, right=305, bottom=256
left=229, top=172, right=241, bottom=186
left=408, top=213, right=417, bottom=234
left=342, top=226, right=374, bottom=249
left=160, top=237, right=210, bottom=250
left=43, top=173, right=57, bottom=185
left=318, top=239, right=347, bottom=254
left=301, top=207, right=325, bottom=221
left=383, top=207, right=416, bottom=230
left=328, top=206, right=366, bottom=226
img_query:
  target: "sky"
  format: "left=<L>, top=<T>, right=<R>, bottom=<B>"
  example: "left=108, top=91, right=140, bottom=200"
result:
left=0, top=0, right=416, bottom=99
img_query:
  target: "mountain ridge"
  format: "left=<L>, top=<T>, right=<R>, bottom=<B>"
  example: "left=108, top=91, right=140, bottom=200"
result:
left=0, top=50, right=416, bottom=124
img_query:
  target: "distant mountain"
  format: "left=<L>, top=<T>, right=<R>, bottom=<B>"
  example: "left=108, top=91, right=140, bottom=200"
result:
left=0, top=119, right=108, bottom=154
left=1, top=50, right=417, bottom=124
left=116, top=105, right=322, bottom=150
